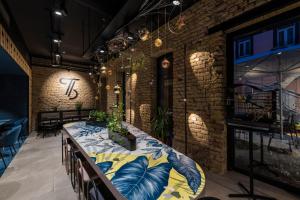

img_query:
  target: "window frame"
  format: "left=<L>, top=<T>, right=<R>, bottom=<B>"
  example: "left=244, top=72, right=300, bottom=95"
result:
left=236, top=37, right=253, bottom=59
left=276, top=23, right=296, bottom=48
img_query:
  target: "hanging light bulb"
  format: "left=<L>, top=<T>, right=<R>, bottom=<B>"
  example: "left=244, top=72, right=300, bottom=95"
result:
left=176, top=15, right=186, bottom=30
left=114, top=84, right=121, bottom=94
left=95, top=96, right=99, bottom=100
left=105, top=85, right=111, bottom=90
left=162, top=58, right=170, bottom=69
left=139, top=28, right=150, bottom=41
left=154, top=38, right=162, bottom=47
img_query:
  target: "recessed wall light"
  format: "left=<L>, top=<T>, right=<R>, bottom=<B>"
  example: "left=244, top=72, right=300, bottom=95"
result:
left=172, top=0, right=181, bottom=6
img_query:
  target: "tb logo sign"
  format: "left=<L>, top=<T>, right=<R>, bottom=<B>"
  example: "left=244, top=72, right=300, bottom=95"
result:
left=59, top=78, right=80, bottom=100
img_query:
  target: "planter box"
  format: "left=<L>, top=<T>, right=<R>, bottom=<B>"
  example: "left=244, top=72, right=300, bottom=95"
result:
left=86, top=120, right=107, bottom=128
left=108, top=130, right=136, bottom=151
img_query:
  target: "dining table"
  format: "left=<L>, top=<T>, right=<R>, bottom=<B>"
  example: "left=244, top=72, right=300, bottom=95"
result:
left=63, top=121, right=206, bottom=200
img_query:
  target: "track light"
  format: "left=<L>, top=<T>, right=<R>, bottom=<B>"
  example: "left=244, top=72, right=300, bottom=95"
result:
left=54, top=10, right=63, bottom=16
left=172, top=0, right=181, bottom=6
left=53, top=38, right=62, bottom=43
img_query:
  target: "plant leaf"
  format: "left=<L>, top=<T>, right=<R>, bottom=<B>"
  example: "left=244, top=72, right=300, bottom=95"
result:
left=97, top=161, right=113, bottom=173
left=111, top=156, right=172, bottom=200
left=167, top=151, right=201, bottom=194
left=146, top=139, right=162, bottom=147
left=152, top=149, right=162, bottom=160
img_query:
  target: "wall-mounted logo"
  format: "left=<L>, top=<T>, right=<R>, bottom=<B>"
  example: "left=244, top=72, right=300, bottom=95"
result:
left=59, top=78, right=80, bottom=100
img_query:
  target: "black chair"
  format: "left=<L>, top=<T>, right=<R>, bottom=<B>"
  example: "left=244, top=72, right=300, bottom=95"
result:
left=10, top=118, right=28, bottom=144
left=0, top=125, right=22, bottom=168
left=89, top=179, right=105, bottom=200
left=19, top=118, right=28, bottom=142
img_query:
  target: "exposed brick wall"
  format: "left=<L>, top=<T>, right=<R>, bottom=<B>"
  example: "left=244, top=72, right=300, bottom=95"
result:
left=32, top=66, right=97, bottom=130
left=105, top=0, right=275, bottom=173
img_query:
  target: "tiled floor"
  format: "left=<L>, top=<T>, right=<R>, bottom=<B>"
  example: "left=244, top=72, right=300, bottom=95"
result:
left=0, top=139, right=25, bottom=175
left=0, top=132, right=76, bottom=200
left=0, top=131, right=299, bottom=200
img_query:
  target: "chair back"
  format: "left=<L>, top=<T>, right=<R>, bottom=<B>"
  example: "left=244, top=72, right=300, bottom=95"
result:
left=21, top=118, right=28, bottom=136
left=89, top=179, right=105, bottom=200
left=0, top=125, right=22, bottom=146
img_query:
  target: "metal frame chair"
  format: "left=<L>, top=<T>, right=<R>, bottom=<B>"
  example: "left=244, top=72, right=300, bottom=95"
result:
left=0, top=125, right=22, bottom=169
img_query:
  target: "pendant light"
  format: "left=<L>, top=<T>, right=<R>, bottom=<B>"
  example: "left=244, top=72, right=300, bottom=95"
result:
left=139, top=28, right=150, bottom=41
left=154, top=11, right=162, bottom=48
left=161, top=8, right=170, bottom=69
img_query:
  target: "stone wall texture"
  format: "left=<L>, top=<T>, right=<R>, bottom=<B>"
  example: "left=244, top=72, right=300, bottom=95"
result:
left=32, top=66, right=97, bottom=130
left=105, top=0, right=274, bottom=173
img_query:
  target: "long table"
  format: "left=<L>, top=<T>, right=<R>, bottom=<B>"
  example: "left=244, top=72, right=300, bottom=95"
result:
left=63, top=121, right=206, bottom=200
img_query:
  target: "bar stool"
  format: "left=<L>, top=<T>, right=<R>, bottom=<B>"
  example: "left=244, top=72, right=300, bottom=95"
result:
left=76, top=158, right=98, bottom=200
left=89, top=179, right=105, bottom=200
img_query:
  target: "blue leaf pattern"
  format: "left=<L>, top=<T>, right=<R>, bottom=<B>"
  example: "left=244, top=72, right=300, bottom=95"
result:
left=141, top=148, right=163, bottom=160
left=167, top=151, right=201, bottom=194
left=111, top=156, right=172, bottom=200
left=146, top=140, right=163, bottom=147
left=97, top=161, right=113, bottom=173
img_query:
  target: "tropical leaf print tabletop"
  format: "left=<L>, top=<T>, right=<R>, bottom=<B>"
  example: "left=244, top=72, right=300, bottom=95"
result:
left=64, top=121, right=206, bottom=200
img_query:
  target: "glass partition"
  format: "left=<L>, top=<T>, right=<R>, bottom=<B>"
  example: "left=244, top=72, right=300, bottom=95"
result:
left=232, top=20, right=300, bottom=191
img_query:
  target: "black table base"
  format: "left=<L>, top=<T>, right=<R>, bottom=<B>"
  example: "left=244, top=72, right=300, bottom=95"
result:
left=228, top=120, right=276, bottom=200
left=229, top=182, right=276, bottom=200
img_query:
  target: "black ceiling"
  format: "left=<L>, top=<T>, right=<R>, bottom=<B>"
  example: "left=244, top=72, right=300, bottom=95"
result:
left=6, top=0, right=127, bottom=66
left=4, top=0, right=198, bottom=71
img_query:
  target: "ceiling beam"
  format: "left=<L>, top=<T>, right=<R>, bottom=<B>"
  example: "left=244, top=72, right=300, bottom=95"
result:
left=31, top=55, right=95, bottom=71
left=73, top=0, right=110, bottom=17
left=82, top=0, right=145, bottom=58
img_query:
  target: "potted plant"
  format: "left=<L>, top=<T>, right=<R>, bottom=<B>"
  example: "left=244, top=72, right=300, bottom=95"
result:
left=75, top=101, right=83, bottom=114
left=107, top=103, right=136, bottom=151
left=87, top=110, right=107, bottom=127
left=152, top=107, right=173, bottom=146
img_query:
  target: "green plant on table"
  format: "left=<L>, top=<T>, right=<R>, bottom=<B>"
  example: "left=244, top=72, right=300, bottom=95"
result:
left=89, top=110, right=107, bottom=122
left=107, top=103, right=129, bottom=136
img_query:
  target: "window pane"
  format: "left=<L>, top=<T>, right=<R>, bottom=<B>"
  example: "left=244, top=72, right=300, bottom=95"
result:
left=287, top=28, right=294, bottom=45
left=245, top=41, right=251, bottom=55
left=278, top=31, right=285, bottom=46
left=233, top=28, right=300, bottom=191
left=239, top=43, right=244, bottom=57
